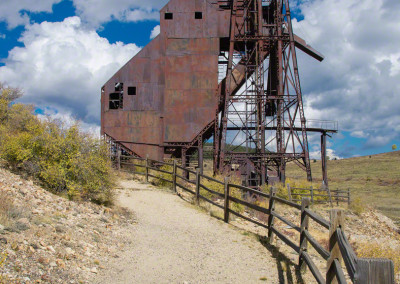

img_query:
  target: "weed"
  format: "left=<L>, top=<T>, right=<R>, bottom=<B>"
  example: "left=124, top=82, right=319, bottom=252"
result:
left=349, top=197, right=365, bottom=215
left=153, top=164, right=173, bottom=189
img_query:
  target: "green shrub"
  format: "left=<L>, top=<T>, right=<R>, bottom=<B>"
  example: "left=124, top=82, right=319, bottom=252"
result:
left=200, top=175, right=244, bottom=214
left=0, top=84, right=115, bottom=205
left=153, top=164, right=173, bottom=188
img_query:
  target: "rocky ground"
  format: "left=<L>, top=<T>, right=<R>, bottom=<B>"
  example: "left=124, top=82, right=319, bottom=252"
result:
left=0, top=168, right=136, bottom=283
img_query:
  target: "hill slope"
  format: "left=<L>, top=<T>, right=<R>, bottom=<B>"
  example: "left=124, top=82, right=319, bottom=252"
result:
left=286, top=150, right=400, bottom=224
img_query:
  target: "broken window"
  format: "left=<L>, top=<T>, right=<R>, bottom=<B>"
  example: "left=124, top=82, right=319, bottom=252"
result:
left=165, top=12, right=173, bottom=20
left=115, top=82, right=123, bottom=92
left=128, top=86, right=136, bottom=96
left=109, top=93, right=123, bottom=110
left=195, top=12, right=202, bottom=19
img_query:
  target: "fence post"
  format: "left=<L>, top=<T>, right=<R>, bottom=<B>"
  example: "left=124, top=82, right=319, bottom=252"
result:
left=347, top=189, right=351, bottom=206
left=145, top=155, right=149, bottom=183
left=336, top=190, right=339, bottom=206
left=267, top=187, right=276, bottom=241
left=310, top=186, right=314, bottom=204
left=287, top=184, right=292, bottom=202
left=224, top=177, right=230, bottom=223
left=195, top=168, right=201, bottom=205
left=117, top=148, right=121, bottom=170
left=299, top=198, right=311, bottom=272
left=172, top=160, right=177, bottom=193
left=327, top=209, right=345, bottom=284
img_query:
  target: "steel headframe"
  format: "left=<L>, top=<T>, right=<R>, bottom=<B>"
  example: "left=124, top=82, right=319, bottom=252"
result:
left=214, top=0, right=312, bottom=186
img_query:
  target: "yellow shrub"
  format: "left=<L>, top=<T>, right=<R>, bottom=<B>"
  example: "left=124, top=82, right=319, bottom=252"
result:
left=0, top=84, right=115, bottom=205
left=0, top=250, right=9, bottom=284
left=355, top=242, right=400, bottom=278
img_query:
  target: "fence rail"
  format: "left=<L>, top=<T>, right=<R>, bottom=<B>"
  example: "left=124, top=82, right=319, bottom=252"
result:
left=115, top=153, right=395, bottom=284
left=287, top=184, right=351, bottom=206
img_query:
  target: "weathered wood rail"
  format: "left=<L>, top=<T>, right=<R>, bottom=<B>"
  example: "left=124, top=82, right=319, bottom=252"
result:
left=118, top=154, right=395, bottom=284
left=287, top=184, right=351, bottom=206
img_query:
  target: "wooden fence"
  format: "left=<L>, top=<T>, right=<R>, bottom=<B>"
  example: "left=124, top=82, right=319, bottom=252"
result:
left=287, top=184, right=351, bottom=206
left=117, top=154, right=395, bottom=284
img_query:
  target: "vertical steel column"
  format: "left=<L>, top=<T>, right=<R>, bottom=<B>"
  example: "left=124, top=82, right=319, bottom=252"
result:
left=321, top=131, right=328, bottom=187
left=198, top=137, right=204, bottom=174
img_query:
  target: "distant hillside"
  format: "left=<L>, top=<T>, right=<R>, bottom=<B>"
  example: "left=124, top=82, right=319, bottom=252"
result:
left=286, top=151, right=400, bottom=224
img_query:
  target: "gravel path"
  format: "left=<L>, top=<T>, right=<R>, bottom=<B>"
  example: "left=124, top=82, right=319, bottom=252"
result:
left=94, top=180, right=289, bottom=284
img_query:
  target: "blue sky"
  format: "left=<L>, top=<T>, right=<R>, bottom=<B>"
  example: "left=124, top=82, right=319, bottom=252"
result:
left=0, top=0, right=399, bottom=159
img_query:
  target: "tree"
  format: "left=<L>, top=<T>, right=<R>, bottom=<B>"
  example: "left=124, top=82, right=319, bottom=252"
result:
left=393, top=144, right=398, bottom=151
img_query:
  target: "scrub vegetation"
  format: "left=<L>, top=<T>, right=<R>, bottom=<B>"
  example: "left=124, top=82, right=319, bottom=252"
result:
left=0, top=83, right=115, bottom=205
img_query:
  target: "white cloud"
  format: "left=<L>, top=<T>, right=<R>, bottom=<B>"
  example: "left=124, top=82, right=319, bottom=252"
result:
left=309, top=148, right=342, bottom=160
left=0, top=34, right=5, bottom=39
left=0, top=0, right=61, bottom=28
left=293, top=0, right=400, bottom=153
left=150, top=25, right=160, bottom=39
left=72, top=0, right=167, bottom=28
left=37, top=107, right=101, bottom=137
left=0, top=16, right=141, bottom=125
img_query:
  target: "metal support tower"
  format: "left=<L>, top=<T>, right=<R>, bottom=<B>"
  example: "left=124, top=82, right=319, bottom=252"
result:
left=215, top=0, right=312, bottom=186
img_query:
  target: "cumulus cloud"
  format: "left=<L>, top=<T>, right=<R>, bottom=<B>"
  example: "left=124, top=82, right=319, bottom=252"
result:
left=293, top=0, right=400, bottom=151
left=37, top=107, right=101, bottom=137
left=0, top=16, right=141, bottom=127
left=150, top=25, right=160, bottom=39
left=72, top=0, right=168, bottom=28
left=309, top=148, right=342, bottom=160
left=0, top=0, right=61, bottom=28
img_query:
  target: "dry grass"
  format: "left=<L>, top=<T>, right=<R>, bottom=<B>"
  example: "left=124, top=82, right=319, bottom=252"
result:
left=286, top=151, right=400, bottom=224
left=354, top=242, right=400, bottom=279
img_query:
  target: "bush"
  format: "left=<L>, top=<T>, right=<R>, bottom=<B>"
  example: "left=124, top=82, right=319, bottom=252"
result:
left=355, top=242, right=400, bottom=278
left=200, top=174, right=244, bottom=214
left=153, top=164, right=173, bottom=188
left=0, top=84, right=115, bottom=205
left=349, top=197, right=365, bottom=215
left=269, top=178, right=329, bottom=203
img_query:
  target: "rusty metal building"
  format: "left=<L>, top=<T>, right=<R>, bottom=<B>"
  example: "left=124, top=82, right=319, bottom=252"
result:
left=101, top=0, right=337, bottom=186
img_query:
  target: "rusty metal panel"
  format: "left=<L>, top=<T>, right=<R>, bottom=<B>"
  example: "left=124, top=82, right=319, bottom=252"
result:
left=102, top=0, right=225, bottom=158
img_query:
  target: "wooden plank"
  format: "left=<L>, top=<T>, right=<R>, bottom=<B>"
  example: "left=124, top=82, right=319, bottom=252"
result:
left=271, top=211, right=300, bottom=233
left=228, top=209, right=268, bottom=229
left=175, top=175, right=196, bottom=185
left=229, top=184, right=270, bottom=199
left=229, top=196, right=270, bottom=215
left=304, top=230, right=330, bottom=260
left=199, top=174, right=224, bottom=185
left=273, top=196, right=302, bottom=210
left=301, top=251, right=326, bottom=284
left=199, top=184, right=224, bottom=198
left=304, top=208, right=330, bottom=229
left=271, top=226, right=300, bottom=253
left=199, top=195, right=224, bottom=210
left=333, top=259, right=347, bottom=284
left=176, top=182, right=195, bottom=195
left=299, top=198, right=311, bottom=271
left=355, top=258, right=395, bottom=284
left=224, top=179, right=230, bottom=223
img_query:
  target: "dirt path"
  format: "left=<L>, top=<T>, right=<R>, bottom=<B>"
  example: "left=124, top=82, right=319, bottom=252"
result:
left=94, top=180, right=303, bottom=284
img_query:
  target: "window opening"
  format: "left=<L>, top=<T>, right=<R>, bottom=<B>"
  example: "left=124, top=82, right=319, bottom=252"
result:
left=115, top=82, right=123, bottom=91
left=165, top=12, right=173, bottom=20
left=109, top=93, right=123, bottom=109
left=128, top=86, right=137, bottom=96
left=195, top=12, right=202, bottom=19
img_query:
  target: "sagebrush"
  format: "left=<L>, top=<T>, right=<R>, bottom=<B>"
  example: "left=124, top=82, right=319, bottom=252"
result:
left=0, top=83, right=115, bottom=205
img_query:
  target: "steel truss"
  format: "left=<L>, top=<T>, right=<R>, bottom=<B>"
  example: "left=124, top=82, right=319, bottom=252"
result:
left=215, top=0, right=312, bottom=186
